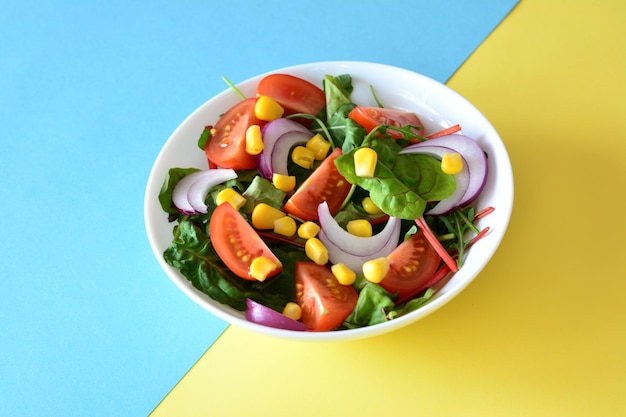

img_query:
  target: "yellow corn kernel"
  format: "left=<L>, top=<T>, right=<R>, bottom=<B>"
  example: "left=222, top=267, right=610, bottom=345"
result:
left=249, top=256, right=279, bottom=281
left=215, top=188, right=247, bottom=210
left=245, top=124, right=264, bottom=155
left=354, top=147, right=378, bottom=178
left=441, top=152, right=464, bottom=175
left=291, top=146, right=315, bottom=169
left=331, top=263, right=357, bottom=286
left=251, top=203, right=285, bottom=230
left=346, top=219, right=373, bottom=237
left=272, top=173, right=296, bottom=192
left=274, top=216, right=297, bottom=237
left=305, top=237, right=329, bottom=265
left=306, top=134, right=331, bottom=160
left=282, top=302, right=302, bottom=321
left=361, top=196, right=383, bottom=215
left=297, top=221, right=320, bottom=239
left=254, top=95, right=284, bottom=121
left=362, top=257, right=390, bottom=283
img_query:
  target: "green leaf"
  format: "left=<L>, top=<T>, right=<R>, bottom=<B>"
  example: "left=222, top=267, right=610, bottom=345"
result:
left=241, top=175, right=286, bottom=215
left=197, top=126, right=211, bottom=150
left=163, top=218, right=298, bottom=312
left=335, top=140, right=456, bottom=220
left=342, top=282, right=396, bottom=328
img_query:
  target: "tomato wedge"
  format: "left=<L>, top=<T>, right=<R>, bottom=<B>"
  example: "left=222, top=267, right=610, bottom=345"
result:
left=282, top=148, right=352, bottom=221
left=205, top=97, right=263, bottom=170
left=256, top=74, right=326, bottom=116
left=209, top=203, right=282, bottom=281
left=295, top=262, right=358, bottom=332
left=348, top=106, right=424, bottom=139
left=378, top=229, right=441, bottom=300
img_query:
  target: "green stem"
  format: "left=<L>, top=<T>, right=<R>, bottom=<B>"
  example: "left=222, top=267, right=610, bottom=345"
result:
left=221, top=76, right=246, bottom=100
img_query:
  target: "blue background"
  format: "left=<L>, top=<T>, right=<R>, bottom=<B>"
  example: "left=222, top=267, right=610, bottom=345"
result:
left=0, top=1, right=517, bottom=415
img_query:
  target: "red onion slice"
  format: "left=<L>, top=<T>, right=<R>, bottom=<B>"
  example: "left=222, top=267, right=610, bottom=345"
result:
left=256, top=118, right=313, bottom=179
left=400, top=134, right=488, bottom=211
left=317, top=202, right=401, bottom=272
left=270, top=131, right=314, bottom=177
left=172, top=169, right=237, bottom=215
left=245, top=298, right=310, bottom=331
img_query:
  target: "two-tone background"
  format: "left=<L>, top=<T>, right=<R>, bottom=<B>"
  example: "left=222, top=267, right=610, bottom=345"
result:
left=2, top=1, right=624, bottom=416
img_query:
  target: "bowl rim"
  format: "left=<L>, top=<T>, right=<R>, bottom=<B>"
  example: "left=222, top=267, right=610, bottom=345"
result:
left=144, top=60, right=514, bottom=342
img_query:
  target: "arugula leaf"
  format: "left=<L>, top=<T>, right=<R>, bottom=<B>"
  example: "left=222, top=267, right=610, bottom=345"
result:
left=158, top=167, right=200, bottom=216
left=163, top=218, right=298, bottom=311
left=325, top=104, right=366, bottom=153
left=335, top=139, right=456, bottom=220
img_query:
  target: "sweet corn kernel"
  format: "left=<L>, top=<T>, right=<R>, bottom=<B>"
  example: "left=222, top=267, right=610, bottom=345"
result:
left=297, top=221, right=320, bottom=239
left=331, top=263, right=357, bottom=286
left=272, top=173, right=296, bottom=192
left=282, top=302, right=302, bottom=321
left=305, top=237, right=329, bottom=265
left=361, top=196, right=384, bottom=215
left=251, top=203, right=285, bottom=230
left=346, top=219, right=373, bottom=237
left=254, top=95, right=284, bottom=121
left=441, top=152, right=464, bottom=175
left=274, top=216, right=297, bottom=237
left=292, top=146, right=315, bottom=169
left=245, top=124, right=264, bottom=155
left=249, top=256, right=279, bottom=281
left=362, top=257, right=390, bottom=283
left=354, top=147, right=378, bottom=178
left=306, top=134, right=331, bottom=160
left=215, top=188, right=247, bottom=210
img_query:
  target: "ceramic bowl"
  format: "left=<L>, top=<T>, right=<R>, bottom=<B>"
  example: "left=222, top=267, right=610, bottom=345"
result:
left=144, top=61, right=513, bottom=342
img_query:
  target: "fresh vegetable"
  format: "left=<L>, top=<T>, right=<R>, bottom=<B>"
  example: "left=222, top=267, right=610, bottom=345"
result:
left=171, top=168, right=237, bottom=215
left=348, top=106, right=424, bottom=139
left=256, top=73, right=326, bottom=117
left=282, top=147, right=352, bottom=221
left=295, top=262, right=359, bottom=331
left=205, top=97, right=264, bottom=169
left=209, top=202, right=282, bottom=281
left=377, top=229, right=441, bottom=300
left=159, top=72, right=494, bottom=332
left=317, top=201, right=401, bottom=272
left=400, top=134, right=488, bottom=214
left=245, top=298, right=310, bottom=331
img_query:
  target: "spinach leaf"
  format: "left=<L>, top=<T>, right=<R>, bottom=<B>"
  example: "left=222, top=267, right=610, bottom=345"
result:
left=241, top=175, right=286, bottom=215
left=342, top=282, right=396, bottom=328
left=334, top=140, right=456, bottom=220
left=323, top=74, right=353, bottom=119
left=163, top=218, right=298, bottom=312
left=325, top=104, right=366, bottom=153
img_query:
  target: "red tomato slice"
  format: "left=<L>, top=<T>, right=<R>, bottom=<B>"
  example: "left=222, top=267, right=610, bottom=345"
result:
left=282, top=148, right=352, bottom=221
left=348, top=106, right=424, bottom=139
left=378, top=229, right=441, bottom=300
left=205, top=97, right=263, bottom=170
left=209, top=203, right=282, bottom=281
left=295, top=262, right=358, bottom=332
left=256, top=74, right=326, bottom=116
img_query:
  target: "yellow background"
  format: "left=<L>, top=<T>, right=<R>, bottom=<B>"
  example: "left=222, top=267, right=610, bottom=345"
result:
left=152, top=1, right=626, bottom=415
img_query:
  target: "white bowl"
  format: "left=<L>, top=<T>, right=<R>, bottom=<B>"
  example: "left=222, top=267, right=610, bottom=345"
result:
left=144, top=61, right=514, bottom=342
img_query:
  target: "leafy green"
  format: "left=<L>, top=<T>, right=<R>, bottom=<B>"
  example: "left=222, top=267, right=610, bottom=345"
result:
left=428, top=206, right=478, bottom=269
left=323, top=74, right=353, bottom=119
left=163, top=217, right=300, bottom=312
left=197, top=126, right=211, bottom=150
left=334, top=138, right=456, bottom=220
left=241, top=175, right=286, bottom=215
left=343, top=282, right=396, bottom=328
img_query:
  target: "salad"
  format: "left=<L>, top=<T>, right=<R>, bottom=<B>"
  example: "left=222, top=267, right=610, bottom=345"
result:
left=158, top=73, right=492, bottom=332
